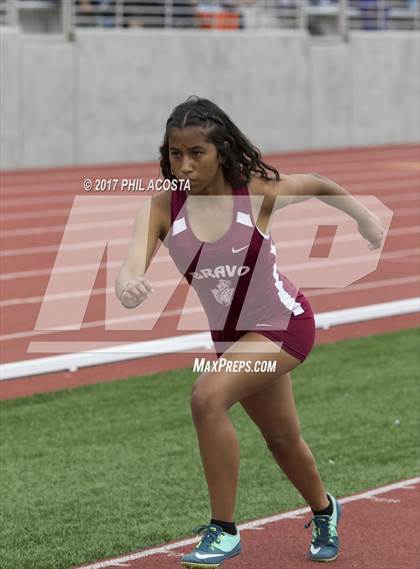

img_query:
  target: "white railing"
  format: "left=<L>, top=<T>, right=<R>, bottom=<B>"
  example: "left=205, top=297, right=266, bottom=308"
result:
left=1, top=298, right=419, bottom=380
left=0, top=1, right=418, bottom=37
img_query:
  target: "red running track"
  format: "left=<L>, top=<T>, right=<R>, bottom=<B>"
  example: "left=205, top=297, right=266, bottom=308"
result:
left=73, top=478, right=420, bottom=569
left=1, top=145, right=419, bottom=399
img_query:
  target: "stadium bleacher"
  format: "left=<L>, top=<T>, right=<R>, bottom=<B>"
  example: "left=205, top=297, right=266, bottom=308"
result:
left=0, top=0, right=418, bottom=35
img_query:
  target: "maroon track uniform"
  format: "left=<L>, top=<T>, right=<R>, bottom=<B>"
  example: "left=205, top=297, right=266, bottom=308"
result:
left=168, top=184, right=315, bottom=361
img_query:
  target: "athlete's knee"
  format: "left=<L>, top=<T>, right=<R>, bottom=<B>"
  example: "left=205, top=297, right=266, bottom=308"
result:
left=190, top=381, right=227, bottom=421
left=265, top=433, right=303, bottom=457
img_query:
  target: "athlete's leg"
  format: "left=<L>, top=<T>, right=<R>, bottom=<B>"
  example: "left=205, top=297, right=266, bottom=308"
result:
left=190, top=332, right=301, bottom=522
left=240, top=372, right=329, bottom=511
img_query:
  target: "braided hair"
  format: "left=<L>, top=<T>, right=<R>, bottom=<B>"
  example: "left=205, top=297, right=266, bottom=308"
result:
left=159, top=96, right=280, bottom=188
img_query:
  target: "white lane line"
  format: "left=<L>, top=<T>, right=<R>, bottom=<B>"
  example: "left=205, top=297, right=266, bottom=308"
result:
left=0, top=288, right=111, bottom=306
left=0, top=202, right=144, bottom=221
left=0, top=176, right=158, bottom=197
left=0, top=306, right=196, bottom=341
left=1, top=246, right=419, bottom=282
left=71, top=477, right=420, bottom=569
left=0, top=260, right=120, bottom=280
left=369, top=497, right=400, bottom=504
left=2, top=195, right=75, bottom=207
left=281, top=225, right=419, bottom=249
left=0, top=218, right=135, bottom=238
left=305, top=274, right=420, bottom=297
left=0, top=238, right=130, bottom=258
left=1, top=274, right=419, bottom=308
left=1, top=190, right=418, bottom=223
left=349, top=178, right=419, bottom=191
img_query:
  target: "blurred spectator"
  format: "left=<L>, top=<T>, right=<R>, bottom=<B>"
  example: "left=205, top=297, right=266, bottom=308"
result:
left=359, top=0, right=390, bottom=30
left=196, top=1, right=222, bottom=28
left=196, top=0, right=240, bottom=29
left=238, top=0, right=277, bottom=29
left=79, top=0, right=115, bottom=27
left=308, top=0, right=337, bottom=5
left=73, top=0, right=418, bottom=30
left=172, top=1, right=198, bottom=28
left=124, top=1, right=165, bottom=27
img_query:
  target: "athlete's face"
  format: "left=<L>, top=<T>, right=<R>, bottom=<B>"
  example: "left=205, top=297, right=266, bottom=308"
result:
left=168, top=127, right=223, bottom=193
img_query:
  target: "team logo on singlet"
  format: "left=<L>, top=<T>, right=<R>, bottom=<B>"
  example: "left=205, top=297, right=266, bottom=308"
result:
left=189, top=265, right=250, bottom=280
left=210, top=279, right=234, bottom=306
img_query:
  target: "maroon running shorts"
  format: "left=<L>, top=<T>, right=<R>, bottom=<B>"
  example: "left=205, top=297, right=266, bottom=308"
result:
left=212, top=292, right=316, bottom=362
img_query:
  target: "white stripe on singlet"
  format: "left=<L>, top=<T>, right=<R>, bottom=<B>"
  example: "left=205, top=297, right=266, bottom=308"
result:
left=172, top=217, right=187, bottom=236
left=269, top=243, right=304, bottom=316
left=236, top=211, right=253, bottom=228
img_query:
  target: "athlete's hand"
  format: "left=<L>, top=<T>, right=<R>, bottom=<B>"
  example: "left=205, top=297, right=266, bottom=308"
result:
left=357, top=211, right=384, bottom=250
left=119, top=276, right=154, bottom=308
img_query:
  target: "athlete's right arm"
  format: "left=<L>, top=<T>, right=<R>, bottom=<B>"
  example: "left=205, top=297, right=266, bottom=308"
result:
left=115, top=193, right=170, bottom=309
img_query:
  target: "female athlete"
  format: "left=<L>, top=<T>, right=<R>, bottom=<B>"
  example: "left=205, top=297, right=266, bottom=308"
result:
left=115, top=97, right=384, bottom=567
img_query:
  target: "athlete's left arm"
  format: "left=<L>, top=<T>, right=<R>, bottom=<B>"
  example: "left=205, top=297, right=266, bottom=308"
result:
left=273, top=173, right=384, bottom=250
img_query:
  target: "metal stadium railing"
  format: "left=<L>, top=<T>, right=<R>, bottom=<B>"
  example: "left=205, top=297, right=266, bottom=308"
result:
left=0, top=0, right=9, bottom=25
left=0, top=1, right=419, bottom=36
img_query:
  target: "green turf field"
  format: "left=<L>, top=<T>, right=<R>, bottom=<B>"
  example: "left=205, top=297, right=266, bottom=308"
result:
left=1, top=328, right=419, bottom=569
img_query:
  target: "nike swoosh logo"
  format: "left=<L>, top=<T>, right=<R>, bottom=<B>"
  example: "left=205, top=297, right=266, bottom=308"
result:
left=232, top=245, right=248, bottom=254
left=195, top=553, right=225, bottom=559
left=310, top=546, right=321, bottom=555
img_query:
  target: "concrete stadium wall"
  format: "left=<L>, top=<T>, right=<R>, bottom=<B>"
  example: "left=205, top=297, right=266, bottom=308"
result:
left=1, top=29, right=418, bottom=169
left=350, top=33, right=419, bottom=145
left=21, top=36, right=74, bottom=166
left=0, top=28, right=20, bottom=169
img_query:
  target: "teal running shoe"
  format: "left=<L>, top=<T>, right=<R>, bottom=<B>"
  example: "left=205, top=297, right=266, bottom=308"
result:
left=181, top=524, right=241, bottom=568
left=306, top=493, right=342, bottom=562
